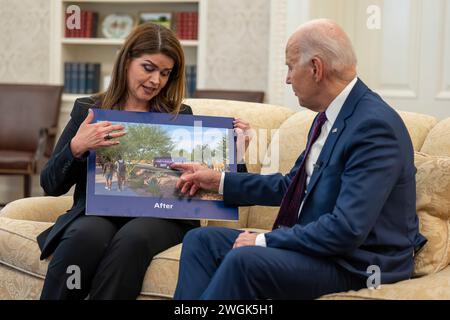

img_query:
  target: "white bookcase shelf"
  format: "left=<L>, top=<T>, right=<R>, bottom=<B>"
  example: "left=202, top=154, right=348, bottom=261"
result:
left=50, top=0, right=207, bottom=130
left=61, top=37, right=199, bottom=46
left=62, top=0, right=200, bottom=3
left=62, top=93, right=84, bottom=103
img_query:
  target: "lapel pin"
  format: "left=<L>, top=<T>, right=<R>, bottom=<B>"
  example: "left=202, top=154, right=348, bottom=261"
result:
left=332, top=128, right=338, bottom=134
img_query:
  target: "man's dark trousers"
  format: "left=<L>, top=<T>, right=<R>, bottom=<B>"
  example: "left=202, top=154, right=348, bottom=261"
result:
left=174, top=227, right=365, bottom=300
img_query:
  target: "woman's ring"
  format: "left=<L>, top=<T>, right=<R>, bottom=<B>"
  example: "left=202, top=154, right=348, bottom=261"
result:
left=104, top=133, right=112, bottom=140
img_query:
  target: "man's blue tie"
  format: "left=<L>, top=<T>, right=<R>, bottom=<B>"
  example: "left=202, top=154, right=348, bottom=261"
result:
left=272, top=112, right=328, bottom=230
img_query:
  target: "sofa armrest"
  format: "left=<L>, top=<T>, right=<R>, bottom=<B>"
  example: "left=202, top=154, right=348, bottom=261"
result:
left=0, top=196, right=73, bottom=223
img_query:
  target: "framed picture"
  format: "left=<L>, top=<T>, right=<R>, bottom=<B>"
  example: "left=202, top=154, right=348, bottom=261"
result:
left=138, top=12, right=172, bottom=29
left=101, top=14, right=135, bottom=39
left=86, top=109, right=238, bottom=221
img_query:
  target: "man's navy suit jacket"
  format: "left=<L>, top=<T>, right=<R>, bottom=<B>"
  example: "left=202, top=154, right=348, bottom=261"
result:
left=223, top=79, right=427, bottom=284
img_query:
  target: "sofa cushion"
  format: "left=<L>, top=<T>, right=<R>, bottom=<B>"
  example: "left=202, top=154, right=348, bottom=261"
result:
left=186, top=98, right=296, bottom=174
left=396, top=111, right=438, bottom=151
left=206, top=207, right=250, bottom=229
left=413, top=152, right=450, bottom=276
left=420, top=117, right=450, bottom=156
left=0, top=196, right=73, bottom=223
left=259, top=109, right=315, bottom=176
left=0, top=264, right=44, bottom=299
left=321, top=265, right=450, bottom=300
left=247, top=110, right=316, bottom=230
left=141, top=243, right=182, bottom=298
left=0, top=217, right=51, bottom=278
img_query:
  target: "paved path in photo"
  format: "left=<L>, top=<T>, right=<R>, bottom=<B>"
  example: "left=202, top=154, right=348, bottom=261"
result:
left=94, top=166, right=141, bottom=197
left=94, top=164, right=183, bottom=197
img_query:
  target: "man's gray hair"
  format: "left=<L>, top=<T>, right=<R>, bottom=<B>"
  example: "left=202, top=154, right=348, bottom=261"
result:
left=296, top=19, right=357, bottom=78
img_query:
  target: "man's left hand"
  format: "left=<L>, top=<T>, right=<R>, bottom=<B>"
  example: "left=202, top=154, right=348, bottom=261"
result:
left=233, top=231, right=259, bottom=248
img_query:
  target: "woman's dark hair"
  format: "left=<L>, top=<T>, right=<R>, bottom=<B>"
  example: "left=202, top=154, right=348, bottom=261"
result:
left=97, top=22, right=185, bottom=114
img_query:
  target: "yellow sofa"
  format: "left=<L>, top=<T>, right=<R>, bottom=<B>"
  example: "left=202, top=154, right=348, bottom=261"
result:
left=0, top=98, right=449, bottom=299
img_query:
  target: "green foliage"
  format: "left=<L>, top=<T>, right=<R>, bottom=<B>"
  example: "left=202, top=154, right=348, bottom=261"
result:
left=129, top=176, right=145, bottom=189
left=172, top=148, right=191, bottom=160
left=153, top=172, right=164, bottom=179
left=215, top=135, right=228, bottom=163
left=192, top=144, right=213, bottom=164
left=146, top=177, right=162, bottom=196
left=97, top=123, right=175, bottom=169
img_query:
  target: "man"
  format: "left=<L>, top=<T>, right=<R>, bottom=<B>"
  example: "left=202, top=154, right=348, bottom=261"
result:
left=171, top=19, right=427, bottom=300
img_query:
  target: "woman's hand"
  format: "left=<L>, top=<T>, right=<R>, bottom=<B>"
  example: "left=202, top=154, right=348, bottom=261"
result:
left=70, top=109, right=127, bottom=158
left=233, top=118, right=253, bottom=164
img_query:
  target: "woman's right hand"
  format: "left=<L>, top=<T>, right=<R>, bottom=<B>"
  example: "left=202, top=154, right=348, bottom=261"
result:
left=70, top=109, right=127, bottom=158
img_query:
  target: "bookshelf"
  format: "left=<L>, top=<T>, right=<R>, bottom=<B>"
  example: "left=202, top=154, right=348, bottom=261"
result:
left=61, top=37, right=199, bottom=46
left=50, top=0, right=206, bottom=129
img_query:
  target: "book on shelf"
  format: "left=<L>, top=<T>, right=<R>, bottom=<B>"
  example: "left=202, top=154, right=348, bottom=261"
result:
left=174, top=12, right=198, bottom=40
left=64, top=62, right=101, bottom=94
left=72, top=63, right=80, bottom=93
left=185, top=65, right=197, bottom=98
left=65, top=10, right=99, bottom=38
left=63, top=62, right=71, bottom=93
left=86, top=63, right=101, bottom=94
left=65, top=10, right=198, bottom=40
left=79, top=63, right=86, bottom=94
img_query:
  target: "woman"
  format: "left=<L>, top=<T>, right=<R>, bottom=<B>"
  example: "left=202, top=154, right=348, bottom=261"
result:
left=38, top=22, right=251, bottom=300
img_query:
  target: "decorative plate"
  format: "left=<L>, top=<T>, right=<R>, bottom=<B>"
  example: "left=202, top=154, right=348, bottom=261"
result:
left=102, top=14, right=134, bottom=39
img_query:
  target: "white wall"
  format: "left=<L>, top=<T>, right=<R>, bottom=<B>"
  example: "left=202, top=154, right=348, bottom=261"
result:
left=267, top=0, right=310, bottom=109
left=268, top=0, right=450, bottom=119
left=0, top=0, right=50, bottom=83
left=199, top=0, right=270, bottom=92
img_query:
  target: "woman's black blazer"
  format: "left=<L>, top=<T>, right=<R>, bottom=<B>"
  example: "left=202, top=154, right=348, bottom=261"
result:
left=37, top=97, right=200, bottom=259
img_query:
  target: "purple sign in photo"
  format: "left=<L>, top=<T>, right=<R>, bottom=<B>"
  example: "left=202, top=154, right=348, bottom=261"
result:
left=86, top=109, right=238, bottom=221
